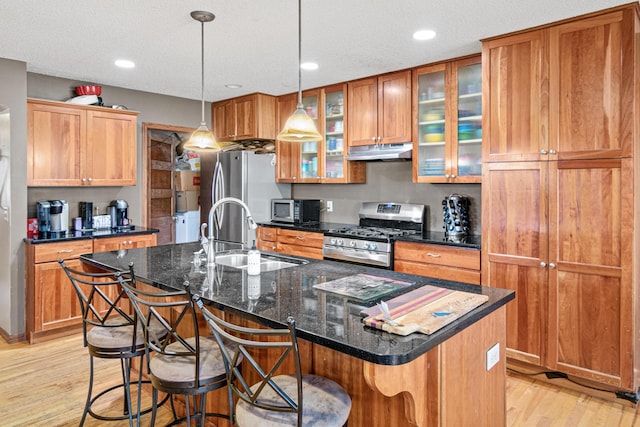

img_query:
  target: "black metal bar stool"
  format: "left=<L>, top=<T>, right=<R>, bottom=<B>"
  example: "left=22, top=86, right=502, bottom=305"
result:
left=118, top=266, right=239, bottom=426
left=59, top=259, right=161, bottom=426
left=194, top=295, right=352, bottom=427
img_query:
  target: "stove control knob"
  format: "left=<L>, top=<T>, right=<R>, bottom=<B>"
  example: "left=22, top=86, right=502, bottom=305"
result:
left=368, top=243, right=378, bottom=251
left=337, top=239, right=343, bottom=246
left=349, top=240, right=356, bottom=247
left=330, top=238, right=337, bottom=245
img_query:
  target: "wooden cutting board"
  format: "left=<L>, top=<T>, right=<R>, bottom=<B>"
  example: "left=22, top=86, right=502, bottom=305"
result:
left=361, top=285, right=489, bottom=336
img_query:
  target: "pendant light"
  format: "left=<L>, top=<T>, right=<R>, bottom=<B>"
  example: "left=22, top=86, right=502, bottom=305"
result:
left=183, top=11, right=221, bottom=151
left=276, top=0, right=322, bottom=142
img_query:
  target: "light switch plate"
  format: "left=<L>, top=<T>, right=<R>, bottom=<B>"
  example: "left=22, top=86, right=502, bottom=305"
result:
left=486, top=343, right=500, bottom=371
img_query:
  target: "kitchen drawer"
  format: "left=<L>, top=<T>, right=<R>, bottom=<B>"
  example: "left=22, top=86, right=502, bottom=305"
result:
left=394, top=260, right=480, bottom=285
left=32, top=239, right=94, bottom=263
left=257, top=226, right=277, bottom=242
left=276, top=229, right=324, bottom=247
left=394, top=241, right=480, bottom=270
left=276, top=243, right=323, bottom=260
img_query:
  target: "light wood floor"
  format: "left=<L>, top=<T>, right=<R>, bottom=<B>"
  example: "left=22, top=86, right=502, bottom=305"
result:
left=1, top=333, right=639, bottom=426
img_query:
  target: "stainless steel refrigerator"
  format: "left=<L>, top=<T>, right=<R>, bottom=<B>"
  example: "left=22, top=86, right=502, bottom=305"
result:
left=199, top=151, right=291, bottom=246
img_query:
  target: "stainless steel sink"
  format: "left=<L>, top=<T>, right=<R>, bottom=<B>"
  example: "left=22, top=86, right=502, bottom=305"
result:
left=214, top=251, right=308, bottom=272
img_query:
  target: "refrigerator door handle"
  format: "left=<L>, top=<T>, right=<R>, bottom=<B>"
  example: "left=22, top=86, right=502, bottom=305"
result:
left=212, top=160, right=225, bottom=233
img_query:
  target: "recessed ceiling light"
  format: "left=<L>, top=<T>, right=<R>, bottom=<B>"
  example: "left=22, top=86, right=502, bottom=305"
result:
left=300, top=62, right=318, bottom=71
left=114, top=59, right=135, bottom=69
left=413, top=29, right=436, bottom=41
left=225, top=84, right=243, bottom=89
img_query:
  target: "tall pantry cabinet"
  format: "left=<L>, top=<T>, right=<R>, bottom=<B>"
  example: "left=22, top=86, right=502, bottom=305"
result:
left=481, top=3, right=640, bottom=393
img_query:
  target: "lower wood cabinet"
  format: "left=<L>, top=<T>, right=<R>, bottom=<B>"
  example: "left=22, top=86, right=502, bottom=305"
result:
left=25, top=233, right=157, bottom=343
left=394, top=241, right=480, bottom=285
left=257, top=226, right=323, bottom=260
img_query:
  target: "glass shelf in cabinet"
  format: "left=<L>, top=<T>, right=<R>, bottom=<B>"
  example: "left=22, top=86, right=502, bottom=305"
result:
left=457, top=138, right=482, bottom=144
left=418, top=97, right=445, bottom=105
left=326, top=131, right=344, bottom=136
left=326, top=114, right=344, bottom=120
left=418, top=141, right=446, bottom=146
left=458, top=115, right=482, bottom=121
left=326, top=150, right=344, bottom=156
left=458, top=92, right=482, bottom=99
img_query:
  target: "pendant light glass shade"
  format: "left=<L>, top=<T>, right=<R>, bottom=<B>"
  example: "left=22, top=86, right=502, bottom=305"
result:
left=184, top=11, right=221, bottom=151
left=277, top=0, right=322, bottom=142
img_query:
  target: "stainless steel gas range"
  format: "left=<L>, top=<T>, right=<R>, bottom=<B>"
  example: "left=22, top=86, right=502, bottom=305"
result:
left=323, top=202, right=425, bottom=269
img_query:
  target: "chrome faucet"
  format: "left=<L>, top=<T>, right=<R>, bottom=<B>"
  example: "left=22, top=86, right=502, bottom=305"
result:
left=202, top=197, right=258, bottom=266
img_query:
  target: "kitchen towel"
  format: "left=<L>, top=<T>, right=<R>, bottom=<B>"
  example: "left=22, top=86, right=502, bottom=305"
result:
left=361, top=285, right=489, bottom=336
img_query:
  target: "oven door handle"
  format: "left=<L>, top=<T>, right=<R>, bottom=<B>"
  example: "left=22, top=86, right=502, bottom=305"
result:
left=322, top=245, right=391, bottom=267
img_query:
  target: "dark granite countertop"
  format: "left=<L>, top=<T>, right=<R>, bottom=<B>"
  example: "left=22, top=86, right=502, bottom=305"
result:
left=25, top=226, right=159, bottom=244
left=258, top=221, right=480, bottom=249
left=81, top=242, right=512, bottom=366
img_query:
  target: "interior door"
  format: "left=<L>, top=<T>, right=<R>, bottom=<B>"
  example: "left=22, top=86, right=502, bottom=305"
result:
left=148, top=132, right=176, bottom=245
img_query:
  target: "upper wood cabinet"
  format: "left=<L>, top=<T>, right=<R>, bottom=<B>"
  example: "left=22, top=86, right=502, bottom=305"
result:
left=212, top=93, right=277, bottom=141
left=27, top=99, right=138, bottom=187
left=347, top=70, right=412, bottom=147
left=413, top=55, right=482, bottom=183
left=275, top=92, right=302, bottom=183
left=483, top=8, right=634, bottom=162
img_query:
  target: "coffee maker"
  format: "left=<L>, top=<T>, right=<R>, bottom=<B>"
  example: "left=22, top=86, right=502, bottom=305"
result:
left=50, top=200, right=69, bottom=233
left=109, top=199, right=130, bottom=230
left=37, top=200, right=69, bottom=236
left=36, top=201, right=51, bottom=236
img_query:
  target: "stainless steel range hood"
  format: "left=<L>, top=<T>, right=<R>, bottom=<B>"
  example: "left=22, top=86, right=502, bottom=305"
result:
left=346, top=143, right=412, bottom=161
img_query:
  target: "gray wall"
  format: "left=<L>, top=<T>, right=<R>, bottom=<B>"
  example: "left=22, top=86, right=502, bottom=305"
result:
left=0, top=72, right=207, bottom=339
left=26, top=73, right=208, bottom=226
left=293, top=162, right=482, bottom=234
left=0, top=58, right=28, bottom=338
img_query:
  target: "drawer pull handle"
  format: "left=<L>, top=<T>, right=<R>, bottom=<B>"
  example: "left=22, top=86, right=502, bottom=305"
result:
left=57, top=249, right=73, bottom=253
left=426, top=253, right=441, bottom=258
left=296, top=236, right=304, bottom=240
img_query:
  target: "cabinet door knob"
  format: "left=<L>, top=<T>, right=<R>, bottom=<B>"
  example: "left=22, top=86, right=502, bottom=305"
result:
left=371, top=137, right=377, bottom=142
left=540, top=149, right=548, bottom=155
left=87, top=177, right=92, bottom=183
left=450, top=174, right=456, bottom=179
left=81, top=178, right=86, bottom=183
left=549, top=263, right=556, bottom=269
left=549, top=149, right=557, bottom=155
left=540, top=262, right=547, bottom=268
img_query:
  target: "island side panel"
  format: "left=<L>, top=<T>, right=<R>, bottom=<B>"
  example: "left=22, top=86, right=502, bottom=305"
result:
left=440, top=306, right=507, bottom=426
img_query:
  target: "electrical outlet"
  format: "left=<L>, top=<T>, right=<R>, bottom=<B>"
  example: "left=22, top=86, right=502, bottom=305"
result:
left=486, top=343, right=500, bottom=371
left=326, top=200, right=333, bottom=212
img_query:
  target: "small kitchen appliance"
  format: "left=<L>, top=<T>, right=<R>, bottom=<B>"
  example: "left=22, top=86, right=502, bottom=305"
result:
left=271, top=199, right=321, bottom=224
left=109, top=199, right=130, bottom=230
left=49, top=200, right=69, bottom=233
left=442, top=194, right=470, bottom=237
left=323, top=202, right=424, bottom=269
left=36, top=201, right=51, bottom=236
left=79, top=201, right=93, bottom=230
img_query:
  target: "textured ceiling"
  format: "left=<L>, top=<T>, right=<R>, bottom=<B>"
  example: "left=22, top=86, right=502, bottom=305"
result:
left=0, top=0, right=633, bottom=102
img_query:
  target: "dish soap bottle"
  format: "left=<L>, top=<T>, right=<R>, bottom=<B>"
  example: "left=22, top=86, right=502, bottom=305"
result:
left=247, top=240, right=261, bottom=275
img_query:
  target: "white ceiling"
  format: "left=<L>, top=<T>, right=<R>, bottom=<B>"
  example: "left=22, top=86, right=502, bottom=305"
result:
left=0, top=0, right=633, bottom=102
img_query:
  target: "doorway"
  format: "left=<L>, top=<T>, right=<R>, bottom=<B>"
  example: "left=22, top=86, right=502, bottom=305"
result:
left=141, top=123, right=193, bottom=245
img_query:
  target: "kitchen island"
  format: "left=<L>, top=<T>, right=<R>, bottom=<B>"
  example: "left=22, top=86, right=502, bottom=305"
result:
left=82, top=242, right=514, bottom=427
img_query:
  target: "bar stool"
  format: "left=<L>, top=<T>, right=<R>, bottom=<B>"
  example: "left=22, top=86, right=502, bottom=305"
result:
left=118, top=267, right=239, bottom=426
left=194, top=296, right=352, bottom=427
left=59, top=260, right=159, bottom=426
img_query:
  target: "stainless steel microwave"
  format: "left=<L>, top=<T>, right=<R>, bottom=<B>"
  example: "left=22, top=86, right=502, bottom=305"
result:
left=271, top=199, right=321, bottom=224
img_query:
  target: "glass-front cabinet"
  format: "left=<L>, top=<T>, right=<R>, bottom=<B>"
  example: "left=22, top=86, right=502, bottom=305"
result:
left=413, top=55, right=482, bottom=183
left=323, top=84, right=348, bottom=182
left=275, top=85, right=365, bottom=184
left=299, top=89, right=322, bottom=182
